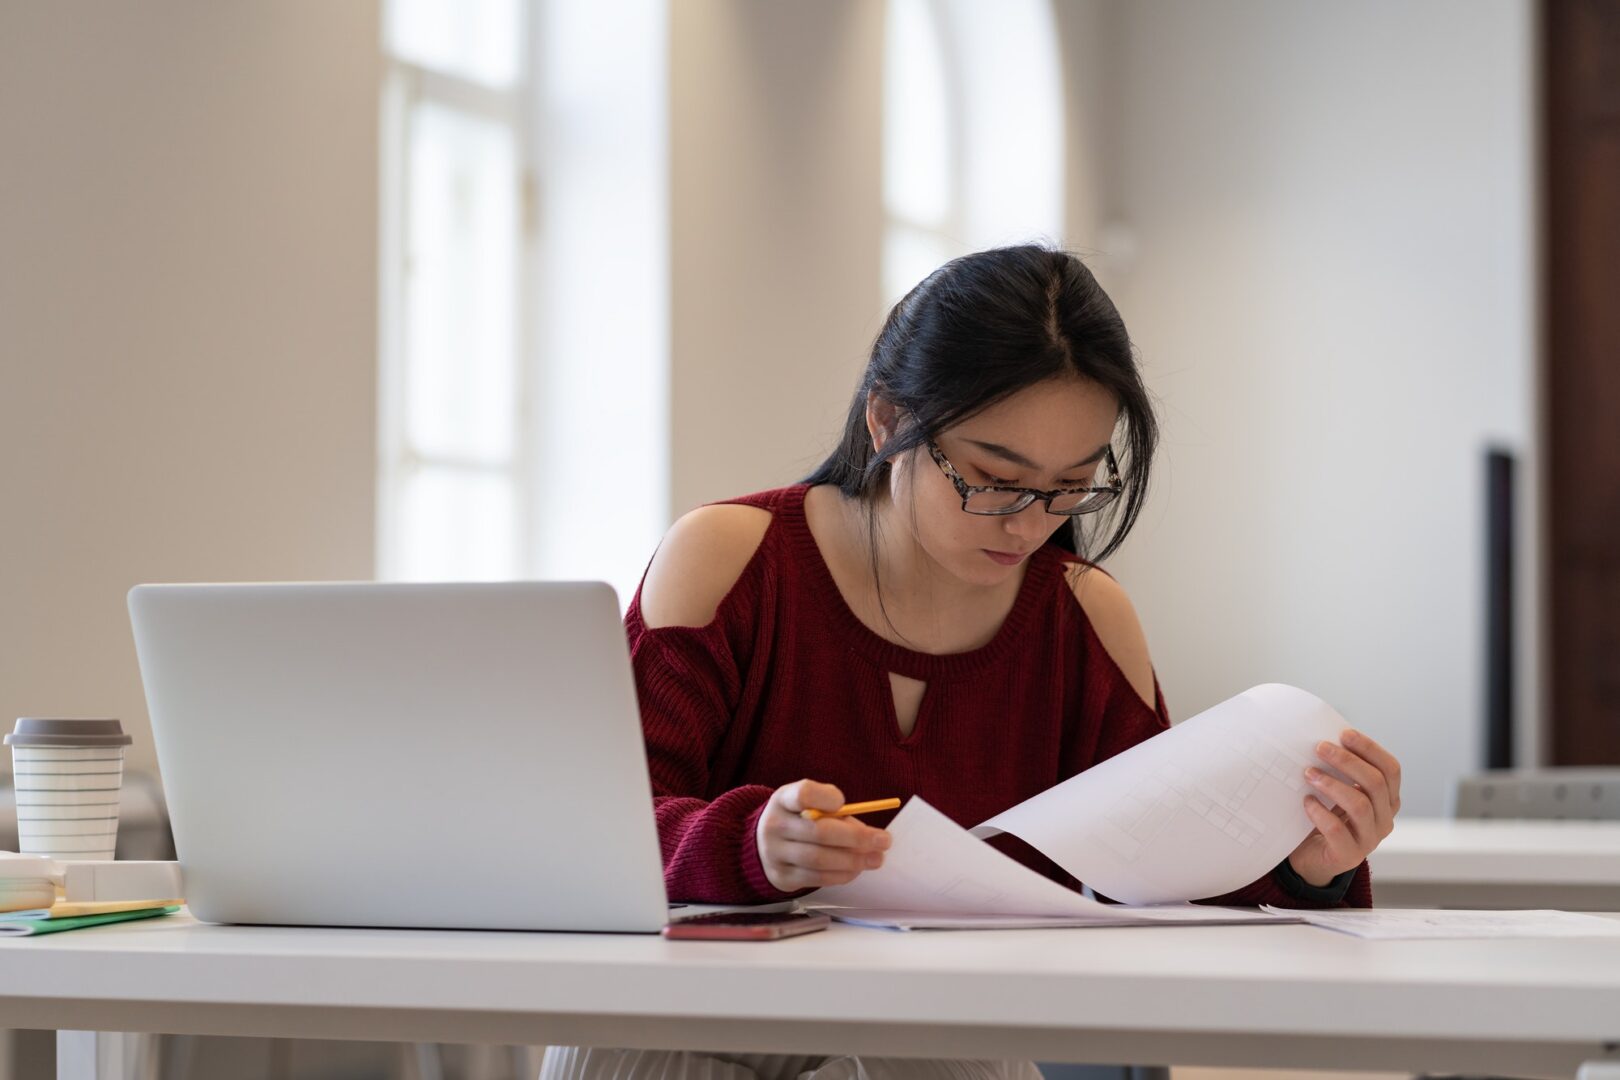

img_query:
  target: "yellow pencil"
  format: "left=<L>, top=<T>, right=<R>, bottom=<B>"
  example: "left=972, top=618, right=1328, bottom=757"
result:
left=801, top=798, right=901, bottom=821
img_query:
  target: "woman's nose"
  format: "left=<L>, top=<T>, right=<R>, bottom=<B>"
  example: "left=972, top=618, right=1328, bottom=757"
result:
left=1003, top=501, right=1049, bottom=543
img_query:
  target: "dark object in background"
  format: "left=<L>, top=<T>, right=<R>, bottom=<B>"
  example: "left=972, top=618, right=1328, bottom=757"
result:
left=1545, top=0, right=1620, bottom=766
left=1486, top=446, right=1515, bottom=771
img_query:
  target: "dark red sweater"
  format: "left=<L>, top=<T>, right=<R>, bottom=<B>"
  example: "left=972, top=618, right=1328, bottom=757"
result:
left=627, top=484, right=1372, bottom=909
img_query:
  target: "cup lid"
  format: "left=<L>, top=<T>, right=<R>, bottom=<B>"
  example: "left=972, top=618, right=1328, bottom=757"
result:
left=5, top=717, right=132, bottom=748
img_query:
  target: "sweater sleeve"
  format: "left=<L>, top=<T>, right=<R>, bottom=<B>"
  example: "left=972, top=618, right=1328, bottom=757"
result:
left=627, top=600, right=799, bottom=906
left=1197, top=859, right=1372, bottom=909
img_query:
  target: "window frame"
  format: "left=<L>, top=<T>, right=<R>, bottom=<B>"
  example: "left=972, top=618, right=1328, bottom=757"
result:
left=377, top=3, right=541, bottom=582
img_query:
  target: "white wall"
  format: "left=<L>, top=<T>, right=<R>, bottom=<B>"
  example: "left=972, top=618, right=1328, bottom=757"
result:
left=668, top=0, right=885, bottom=516
left=1095, top=0, right=1538, bottom=814
left=0, top=2, right=382, bottom=780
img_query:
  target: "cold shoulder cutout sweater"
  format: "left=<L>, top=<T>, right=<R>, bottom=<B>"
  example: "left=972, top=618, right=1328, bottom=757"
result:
left=626, top=484, right=1370, bottom=909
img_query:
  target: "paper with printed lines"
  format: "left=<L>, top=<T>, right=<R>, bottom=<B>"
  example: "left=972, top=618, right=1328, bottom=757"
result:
left=972, top=683, right=1352, bottom=904
left=812, top=683, right=1352, bottom=915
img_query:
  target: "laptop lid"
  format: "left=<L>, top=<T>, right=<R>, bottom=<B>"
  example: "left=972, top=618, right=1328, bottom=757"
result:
left=128, top=581, right=668, bottom=933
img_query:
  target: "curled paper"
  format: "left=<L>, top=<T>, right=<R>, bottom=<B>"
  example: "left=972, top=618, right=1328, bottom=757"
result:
left=972, top=683, right=1355, bottom=904
left=812, top=684, right=1357, bottom=916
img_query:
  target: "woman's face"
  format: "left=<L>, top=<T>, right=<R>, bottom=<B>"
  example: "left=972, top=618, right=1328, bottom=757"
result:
left=880, top=376, right=1121, bottom=588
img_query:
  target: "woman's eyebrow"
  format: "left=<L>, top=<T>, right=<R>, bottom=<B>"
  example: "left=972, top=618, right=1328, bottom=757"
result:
left=963, top=439, right=1109, bottom=471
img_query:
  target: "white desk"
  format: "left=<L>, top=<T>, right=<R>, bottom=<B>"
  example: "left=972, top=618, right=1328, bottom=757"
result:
left=1371, top=818, right=1620, bottom=909
left=3, top=910, right=1620, bottom=1080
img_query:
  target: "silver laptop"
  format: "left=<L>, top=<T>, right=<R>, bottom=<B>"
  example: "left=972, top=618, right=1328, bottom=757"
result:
left=127, top=581, right=673, bottom=933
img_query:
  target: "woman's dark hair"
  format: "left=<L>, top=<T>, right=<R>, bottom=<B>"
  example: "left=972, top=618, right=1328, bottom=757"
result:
left=804, top=244, right=1156, bottom=564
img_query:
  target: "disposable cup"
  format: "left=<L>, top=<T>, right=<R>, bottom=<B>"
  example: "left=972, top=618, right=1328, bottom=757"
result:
left=6, top=718, right=133, bottom=862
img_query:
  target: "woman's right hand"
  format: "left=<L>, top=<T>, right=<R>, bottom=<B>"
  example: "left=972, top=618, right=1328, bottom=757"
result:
left=756, top=779, right=892, bottom=892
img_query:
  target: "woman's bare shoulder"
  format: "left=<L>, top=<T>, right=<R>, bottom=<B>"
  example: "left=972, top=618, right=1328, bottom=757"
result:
left=639, top=503, right=774, bottom=629
left=1062, top=561, right=1156, bottom=708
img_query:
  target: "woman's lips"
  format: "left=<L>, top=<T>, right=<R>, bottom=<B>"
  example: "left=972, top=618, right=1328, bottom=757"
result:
left=983, top=548, right=1031, bottom=566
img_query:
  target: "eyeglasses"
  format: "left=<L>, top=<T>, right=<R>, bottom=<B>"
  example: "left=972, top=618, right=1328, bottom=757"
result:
left=927, top=439, right=1123, bottom=516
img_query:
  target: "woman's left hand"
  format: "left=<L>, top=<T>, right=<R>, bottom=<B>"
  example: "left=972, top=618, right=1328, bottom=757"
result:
left=1287, top=729, right=1403, bottom=887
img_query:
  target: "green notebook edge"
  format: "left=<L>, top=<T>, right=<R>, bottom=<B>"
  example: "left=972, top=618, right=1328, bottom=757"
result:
left=0, top=905, right=181, bottom=937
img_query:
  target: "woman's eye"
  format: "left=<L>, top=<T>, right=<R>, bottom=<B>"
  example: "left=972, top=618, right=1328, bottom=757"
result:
left=982, top=473, right=1015, bottom=486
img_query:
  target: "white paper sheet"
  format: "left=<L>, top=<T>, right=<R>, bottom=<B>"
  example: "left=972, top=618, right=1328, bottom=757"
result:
left=825, top=907, right=1300, bottom=931
left=1265, top=907, right=1620, bottom=939
left=808, top=796, right=1301, bottom=929
left=811, top=797, right=1113, bottom=917
left=971, top=683, right=1354, bottom=905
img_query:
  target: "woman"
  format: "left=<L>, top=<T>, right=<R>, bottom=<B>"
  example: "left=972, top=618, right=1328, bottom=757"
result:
left=541, top=246, right=1401, bottom=1080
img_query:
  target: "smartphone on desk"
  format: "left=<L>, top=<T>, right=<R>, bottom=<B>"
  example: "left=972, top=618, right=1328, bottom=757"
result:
left=662, top=910, right=831, bottom=941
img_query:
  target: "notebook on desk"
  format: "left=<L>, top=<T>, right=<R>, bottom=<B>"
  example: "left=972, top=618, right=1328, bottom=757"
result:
left=130, top=581, right=680, bottom=933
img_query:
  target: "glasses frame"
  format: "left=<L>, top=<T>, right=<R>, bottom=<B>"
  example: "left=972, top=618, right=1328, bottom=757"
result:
left=927, top=439, right=1123, bottom=517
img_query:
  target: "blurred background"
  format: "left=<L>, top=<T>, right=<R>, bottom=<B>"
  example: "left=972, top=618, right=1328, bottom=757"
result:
left=1, top=0, right=1617, bottom=1076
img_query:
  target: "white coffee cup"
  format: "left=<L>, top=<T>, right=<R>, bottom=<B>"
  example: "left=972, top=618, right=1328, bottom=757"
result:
left=6, top=718, right=133, bottom=862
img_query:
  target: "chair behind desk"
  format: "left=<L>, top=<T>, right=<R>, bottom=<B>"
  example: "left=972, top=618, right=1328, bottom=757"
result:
left=1456, top=768, right=1620, bottom=820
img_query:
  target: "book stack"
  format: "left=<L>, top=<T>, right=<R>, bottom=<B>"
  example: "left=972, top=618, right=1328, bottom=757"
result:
left=0, top=852, right=55, bottom=913
left=0, top=898, right=181, bottom=936
left=0, top=852, right=181, bottom=936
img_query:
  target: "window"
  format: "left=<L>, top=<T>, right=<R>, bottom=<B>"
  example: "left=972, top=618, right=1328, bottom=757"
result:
left=380, top=0, right=530, bottom=583
left=379, top=0, right=668, bottom=606
left=883, top=0, right=1065, bottom=303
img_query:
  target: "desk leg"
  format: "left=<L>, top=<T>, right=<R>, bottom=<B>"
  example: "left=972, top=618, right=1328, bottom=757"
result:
left=56, top=1031, right=148, bottom=1080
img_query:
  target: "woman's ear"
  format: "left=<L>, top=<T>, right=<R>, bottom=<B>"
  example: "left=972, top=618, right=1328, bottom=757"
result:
left=865, top=391, right=900, bottom=453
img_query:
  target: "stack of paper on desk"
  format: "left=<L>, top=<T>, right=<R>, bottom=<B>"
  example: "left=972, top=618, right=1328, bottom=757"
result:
left=810, top=684, right=1353, bottom=929
left=1267, top=908, right=1620, bottom=940
left=826, top=908, right=1296, bottom=930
